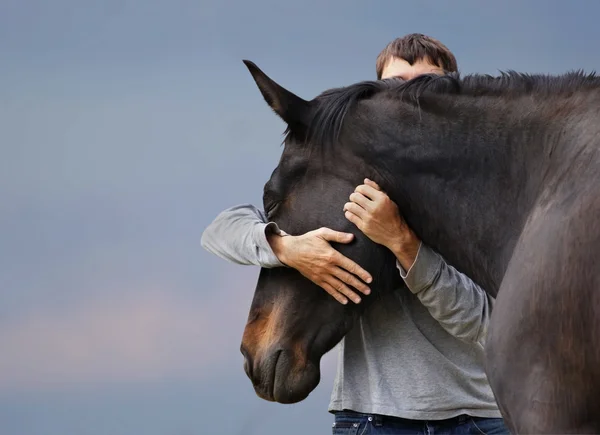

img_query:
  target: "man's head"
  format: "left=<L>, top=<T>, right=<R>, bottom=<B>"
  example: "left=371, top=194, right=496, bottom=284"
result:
left=376, top=33, right=457, bottom=80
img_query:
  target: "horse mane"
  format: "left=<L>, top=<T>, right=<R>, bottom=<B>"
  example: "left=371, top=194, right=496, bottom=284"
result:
left=459, top=70, right=600, bottom=96
left=303, top=79, right=399, bottom=150
left=295, top=70, right=600, bottom=149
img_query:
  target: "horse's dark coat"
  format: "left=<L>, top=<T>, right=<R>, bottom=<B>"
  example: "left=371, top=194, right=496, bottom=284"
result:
left=239, top=60, right=600, bottom=434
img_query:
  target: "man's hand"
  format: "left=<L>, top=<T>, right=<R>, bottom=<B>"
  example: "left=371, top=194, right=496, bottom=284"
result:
left=267, top=228, right=372, bottom=305
left=344, top=178, right=421, bottom=271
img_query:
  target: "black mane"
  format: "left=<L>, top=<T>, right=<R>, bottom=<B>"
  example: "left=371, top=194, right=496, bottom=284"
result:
left=305, top=79, right=399, bottom=150
left=299, top=70, right=600, bottom=149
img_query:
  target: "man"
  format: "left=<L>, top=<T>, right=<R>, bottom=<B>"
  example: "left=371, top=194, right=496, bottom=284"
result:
left=202, top=34, right=509, bottom=434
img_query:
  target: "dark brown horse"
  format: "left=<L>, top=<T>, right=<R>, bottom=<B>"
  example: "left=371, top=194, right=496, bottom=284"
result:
left=238, top=59, right=600, bottom=434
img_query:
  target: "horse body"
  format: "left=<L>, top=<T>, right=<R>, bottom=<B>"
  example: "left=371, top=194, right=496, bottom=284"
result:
left=239, top=61, right=600, bottom=433
left=366, top=87, right=600, bottom=433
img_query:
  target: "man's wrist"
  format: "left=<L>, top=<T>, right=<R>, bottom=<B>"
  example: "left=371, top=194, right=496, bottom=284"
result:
left=267, top=232, right=292, bottom=265
left=389, top=231, right=421, bottom=271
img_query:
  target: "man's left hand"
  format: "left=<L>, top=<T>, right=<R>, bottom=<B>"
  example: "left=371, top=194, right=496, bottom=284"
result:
left=343, top=178, right=421, bottom=270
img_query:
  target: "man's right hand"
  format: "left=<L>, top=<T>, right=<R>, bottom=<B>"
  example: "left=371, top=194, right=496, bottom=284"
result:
left=267, top=228, right=372, bottom=305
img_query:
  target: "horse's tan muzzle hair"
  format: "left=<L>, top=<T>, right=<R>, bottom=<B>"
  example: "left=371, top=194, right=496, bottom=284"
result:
left=240, top=297, right=311, bottom=402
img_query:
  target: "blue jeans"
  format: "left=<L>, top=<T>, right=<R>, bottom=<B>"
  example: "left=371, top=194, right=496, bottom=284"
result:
left=332, top=411, right=510, bottom=435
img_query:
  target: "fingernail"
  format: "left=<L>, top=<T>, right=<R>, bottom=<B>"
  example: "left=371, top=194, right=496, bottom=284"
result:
left=341, top=299, right=348, bottom=305
left=364, top=288, right=371, bottom=295
left=367, top=277, right=373, bottom=283
left=354, top=297, right=361, bottom=304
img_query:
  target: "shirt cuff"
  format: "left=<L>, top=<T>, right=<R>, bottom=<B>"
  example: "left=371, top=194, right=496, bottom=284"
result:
left=396, top=243, right=443, bottom=294
left=252, top=221, right=287, bottom=268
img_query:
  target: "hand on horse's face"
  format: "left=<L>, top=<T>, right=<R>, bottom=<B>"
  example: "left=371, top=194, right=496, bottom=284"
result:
left=267, top=228, right=372, bottom=305
left=344, top=179, right=421, bottom=271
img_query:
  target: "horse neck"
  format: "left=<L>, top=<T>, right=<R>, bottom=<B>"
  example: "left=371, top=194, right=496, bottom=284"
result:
left=361, top=96, right=553, bottom=295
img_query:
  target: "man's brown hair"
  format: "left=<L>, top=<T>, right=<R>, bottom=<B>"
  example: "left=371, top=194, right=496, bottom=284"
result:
left=375, top=33, right=458, bottom=79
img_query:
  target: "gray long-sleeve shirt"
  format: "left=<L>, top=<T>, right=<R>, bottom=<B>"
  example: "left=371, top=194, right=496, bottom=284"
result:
left=201, top=204, right=501, bottom=420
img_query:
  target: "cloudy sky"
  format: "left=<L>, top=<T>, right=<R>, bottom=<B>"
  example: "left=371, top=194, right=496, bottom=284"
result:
left=2, top=1, right=599, bottom=434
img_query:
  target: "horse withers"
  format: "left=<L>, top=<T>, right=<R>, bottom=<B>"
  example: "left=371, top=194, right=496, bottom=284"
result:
left=239, top=60, right=600, bottom=434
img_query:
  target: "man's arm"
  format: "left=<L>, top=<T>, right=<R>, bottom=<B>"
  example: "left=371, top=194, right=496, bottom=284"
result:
left=344, top=179, right=492, bottom=344
left=201, top=204, right=284, bottom=267
left=396, top=243, right=493, bottom=345
left=201, top=204, right=373, bottom=304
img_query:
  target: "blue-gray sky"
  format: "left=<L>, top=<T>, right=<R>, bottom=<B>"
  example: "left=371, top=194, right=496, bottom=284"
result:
left=1, top=1, right=599, bottom=434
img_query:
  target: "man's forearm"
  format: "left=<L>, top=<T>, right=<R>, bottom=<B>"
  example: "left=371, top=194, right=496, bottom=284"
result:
left=201, top=204, right=285, bottom=268
left=396, top=243, right=493, bottom=345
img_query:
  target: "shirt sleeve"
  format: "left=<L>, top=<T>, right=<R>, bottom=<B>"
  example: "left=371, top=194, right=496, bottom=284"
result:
left=397, top=243, right=493, bottom=345
left=201, top=204, right=287, bottom=268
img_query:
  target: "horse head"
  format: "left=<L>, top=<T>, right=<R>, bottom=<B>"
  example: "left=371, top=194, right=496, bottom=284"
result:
left=239, top=61, right=401, bottom=403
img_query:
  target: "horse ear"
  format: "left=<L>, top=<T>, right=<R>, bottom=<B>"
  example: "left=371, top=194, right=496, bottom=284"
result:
left=243, top=60, right=311, bottom=131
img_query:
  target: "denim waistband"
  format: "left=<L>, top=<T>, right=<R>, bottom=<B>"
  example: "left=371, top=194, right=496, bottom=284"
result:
left=333, top=410, right=471, bottom=427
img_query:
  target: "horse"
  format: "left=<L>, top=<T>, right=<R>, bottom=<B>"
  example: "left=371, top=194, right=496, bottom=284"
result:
left=238, top=59, right=600, bottom=434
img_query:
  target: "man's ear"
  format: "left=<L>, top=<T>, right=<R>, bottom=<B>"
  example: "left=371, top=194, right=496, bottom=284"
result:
left=243, top=60, right=311, bottom=132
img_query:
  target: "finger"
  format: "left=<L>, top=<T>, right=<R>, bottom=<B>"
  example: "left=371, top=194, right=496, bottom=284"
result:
left=355, top=184, right=383, bottom=200
left=321, top=282, right=349, bottom=305
left=333, top=266, right=371, bottom=295
left=364, top=178, right=382, bottom=191
left=344, top=202, right=368, bottom=219
left=317, top=227, right=354, bottom=244
left=348, top=192, right=372, bottom=210
left=324, top=276, right=362, bottom=304
left=345, top=210, right=363, bottom=230
left=333, top=249, right=373, bottom=284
